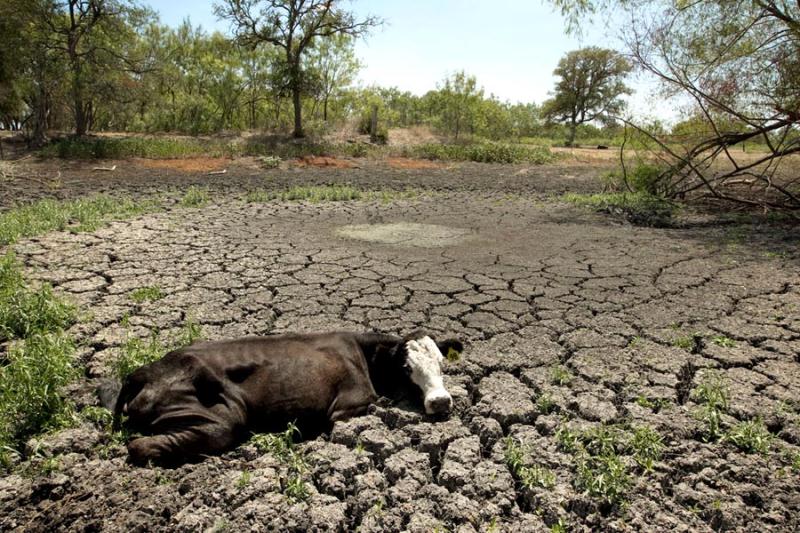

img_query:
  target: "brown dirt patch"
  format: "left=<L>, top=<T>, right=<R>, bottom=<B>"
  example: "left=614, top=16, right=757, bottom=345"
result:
left=385, top=157, right=446, bottom=170
left=293, top=155, right=357, bottom=168
left=137, top=157, right=229, bottom=173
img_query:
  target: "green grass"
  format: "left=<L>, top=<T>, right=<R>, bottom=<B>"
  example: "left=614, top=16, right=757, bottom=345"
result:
left=0, top=253, right=76, bottom=342
left=179, top=186, right=210, bottom=207
left=692, top=373, right=730, bottom=441
left=0, top=332, right=78, bottom=468
left=112, top=319, right=203, bottom=379
left=549, top=365, right=573, bottom=386
left=711, top=335, right=737, bottom=348
left=562, top=192, right=676, bottom=227
left=236, top=470, right=252, bottom=489
left=245, top=186, right=419, bottom=204
left=129, top=286, right=165, bottom=303
left=726, top=418, right=772, bottom=455
left=249, top=423, right=309, bottom=500
left=503, top=436, right=556, bottom=490
left=537, top=393, right=556, bottom=414
left=0, top=195, right=161, bottom=246
left=406, top=142, right=554, bottom=164
left=555, top=423, right=665, bottom=507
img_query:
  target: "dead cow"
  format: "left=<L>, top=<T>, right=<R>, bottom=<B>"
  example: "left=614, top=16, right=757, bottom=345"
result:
left=100, top=331, right=463, bottom=465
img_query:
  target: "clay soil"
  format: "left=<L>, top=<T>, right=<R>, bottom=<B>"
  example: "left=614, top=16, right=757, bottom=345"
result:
left=1, top=155, right=799, bottom=532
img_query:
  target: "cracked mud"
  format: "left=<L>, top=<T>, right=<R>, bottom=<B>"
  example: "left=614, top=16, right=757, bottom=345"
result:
left=1, top=164, right=799, bottom=532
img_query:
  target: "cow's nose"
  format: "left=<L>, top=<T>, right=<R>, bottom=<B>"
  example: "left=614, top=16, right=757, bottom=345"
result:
left=425, top=393, right=453, bottom=414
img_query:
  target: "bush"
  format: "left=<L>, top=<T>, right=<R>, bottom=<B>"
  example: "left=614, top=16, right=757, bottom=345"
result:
left=409, top=142, right=554, bottom=164
left=562, top=192, right=677, bottom=227
left=601, top=163, right=673, bottom=196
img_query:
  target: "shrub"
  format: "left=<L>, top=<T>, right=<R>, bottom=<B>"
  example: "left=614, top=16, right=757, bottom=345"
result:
left=0, top=333, right=77, bottom=467
left=409, top=142, right=554, bottom=164
left=562, top=191, right=677, bottom=227
left=602, top=163, right=672, bottom=195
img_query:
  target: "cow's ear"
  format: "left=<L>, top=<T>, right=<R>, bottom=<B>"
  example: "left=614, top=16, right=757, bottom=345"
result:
left=437, top=338, right=464, bottom=362
left=192, top=365, right=224, bottom=407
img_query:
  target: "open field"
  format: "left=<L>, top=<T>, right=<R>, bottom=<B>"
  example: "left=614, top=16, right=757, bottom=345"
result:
left=1, top=155, right=799, bottom=532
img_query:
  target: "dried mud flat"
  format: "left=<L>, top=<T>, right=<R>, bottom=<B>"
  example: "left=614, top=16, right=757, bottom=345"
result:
left=1, top=163, right=799, bottom=532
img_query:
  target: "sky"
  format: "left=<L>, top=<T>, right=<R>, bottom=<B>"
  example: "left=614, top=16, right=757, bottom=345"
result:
left=141, top=0, right=669, bottom=119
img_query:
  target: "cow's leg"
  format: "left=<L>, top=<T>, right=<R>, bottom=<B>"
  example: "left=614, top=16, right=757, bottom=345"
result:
left=127, top=421, right=238, bottom=465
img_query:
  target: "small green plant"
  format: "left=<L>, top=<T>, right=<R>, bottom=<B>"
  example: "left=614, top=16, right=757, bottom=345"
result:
left=671, top=334, right=699, bottom=352
left=726, top=418, right=772, bottom=455
left=549, top=365, right=573, bottom=386
left=0, top=253, right=76, bottom=341
left=692, top=373, right=730, bottom=441
left=82, top=406, right=114, bottom=431
left=630, top=426, right=664, bottom=471
left=259, top=155, right=282, bottom=168
left=236, top=470, right=252, bottom=489
left=250, top=423, right=309, bottom=500
left=555, top=424, right=581, bottom=454
left=129, top=286, right=165, bottom=303
left=550, top=518, right=570, bottom=533
left=635, top=395, right=670, bottom=412
left=180, top=186, right=210, bottom=207
left=537, top=393, right=556, bottom=414
left=790, top=452, right=800, bottom=472
left=503, top=436, right=556, bottom=489
left=711, top=335, right=736, bottom=348
left=575, top=451, right=630, bottom=506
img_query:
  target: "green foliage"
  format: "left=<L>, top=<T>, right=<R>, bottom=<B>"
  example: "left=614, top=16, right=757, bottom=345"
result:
left=692, top=373, right=730, bottom=441
left=630, top=426, right=664, bottom=471
left=246, top=186, right=419, bottom=204
left=541, top=47, right=632, bottom=146
left=503, top=436, right=556, bottom=490
left=249, top=423, right=309, bottom=500
left=0, top=253, right=76, bottom=341
left=726, top=418, right=772, bottom=455
left=0, top=333, right=77, bottom=468
left=180, top=186, right=210, bottom=207
left=129, top=286, right=165, bottom=303
left=711, top=335, right=736, bottom=348
left=555, top=423, right=665, bottom=506
left=635, top=395, right=670, bottom=412
left=601, top=163, right=672, bottom=196
left=409, top=142, right=553, bottom=164
left=537, top=393, right=556, bottom=414
left=236, top=470, right=252, bottom=489
left=562, top=192, right=676, bottom=227
left=0, top=196, right=160, bottom=245
left=112, top=320, right=204, bottom=379
left=81, top=406, right=114, bottom=431
left=549, top=365, right=573, bottom=386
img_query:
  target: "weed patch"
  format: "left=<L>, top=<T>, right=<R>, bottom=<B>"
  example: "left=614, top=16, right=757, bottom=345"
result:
left=408, top=142, right=554, bottom=164
left=0, top=254, right=76, bottom=341
left=504, top=436, right=556, bottom=490
left=0, top=333, right=77, bottom=467
left=555, top=423, right=664, bottom=508
left=549, top=365, right=573, bottom=386
left=129, top=286, right=165, bottom=303
left=246, top=186, right=418, bottom=204
left=726, top=418, right=772, bottom=454
left=112, top=320, right=203, bottom=379
left=692, top=373, right=729, bottom=441
left=180, top=186, right=210, bottom=207
left=562, top=192, right=676, bottom=227
left=250, top=423, right=309, bottom=500
left=0, top=196, right=160, bottom=246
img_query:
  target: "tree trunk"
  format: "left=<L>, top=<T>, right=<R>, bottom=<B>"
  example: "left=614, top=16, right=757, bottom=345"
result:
left=30, top=82, right=49, bottom=148
left=566, top=120, right=577, bottom=147
left=292, top=85, right=303, bottom=138
left=323, top=96, right=328, bottom=122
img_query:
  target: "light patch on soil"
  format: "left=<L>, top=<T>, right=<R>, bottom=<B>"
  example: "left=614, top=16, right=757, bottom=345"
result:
left=386, top=157, right=446, bottom=170
left=137, top=157, right=228, bottom=172
left=293, top=156, right=357, bottom=168
left=336, top=222, right=473, bottom=247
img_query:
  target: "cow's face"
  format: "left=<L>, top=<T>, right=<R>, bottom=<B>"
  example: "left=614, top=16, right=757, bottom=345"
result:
left=404, top=336, right=457, bottom=415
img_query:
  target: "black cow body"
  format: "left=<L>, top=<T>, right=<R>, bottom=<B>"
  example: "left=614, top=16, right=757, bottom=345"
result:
left=104, top=331, right=461, bottom=465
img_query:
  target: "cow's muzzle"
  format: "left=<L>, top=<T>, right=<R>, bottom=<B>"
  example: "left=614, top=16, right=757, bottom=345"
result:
left=424, top=389, right=453, bottom=415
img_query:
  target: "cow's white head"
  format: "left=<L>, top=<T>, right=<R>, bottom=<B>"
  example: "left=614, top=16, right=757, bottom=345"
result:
left=405, top=336, right=456, bottom=415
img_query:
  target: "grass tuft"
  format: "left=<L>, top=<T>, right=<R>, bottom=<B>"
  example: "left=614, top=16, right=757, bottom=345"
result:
left=0, top=333, right=77, bottom=468
left=692, top=373, right=729, bottom=441
left=250, top=423, right=309, bottom=500
left=726, top=418, right=772, bottom=455
left=180, top=186, right=210, bottom=207
left=503, top=436, right=556, bottom=490
left=129, top=286, right=165, bottom=303
left=112, top=319, right=203, bottom=379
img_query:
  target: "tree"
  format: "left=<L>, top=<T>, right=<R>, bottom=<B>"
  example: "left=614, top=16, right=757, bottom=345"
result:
left=549, top=1, right=800, bottom=210
left=25, top=0, right=153, bottom=136
left=433, top=71, right=484, bottom=139
left=215, top=0, right=380, bottom=138
left=305, top=33, right=360, bottom=122
left=541, top=47, right=632, bottom=147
